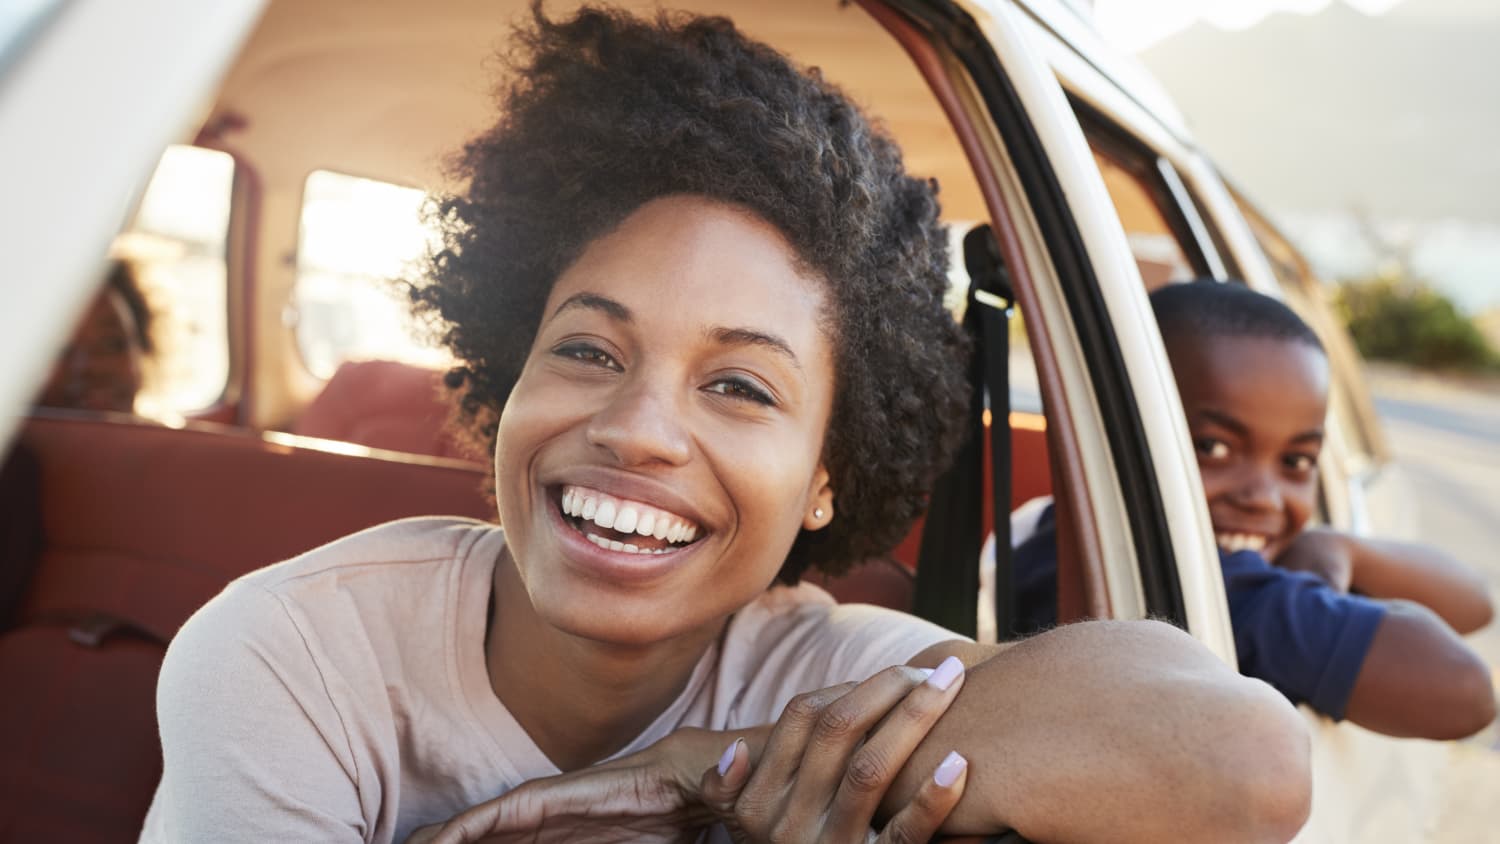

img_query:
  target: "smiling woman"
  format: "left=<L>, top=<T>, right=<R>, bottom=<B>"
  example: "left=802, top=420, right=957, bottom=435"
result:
left=140, top=4, right=1312, bottom=843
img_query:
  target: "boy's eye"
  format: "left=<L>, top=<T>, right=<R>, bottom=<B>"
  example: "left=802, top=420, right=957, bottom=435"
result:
left=705, top=376, right=776, bottom=407
left=1194, top=437, right=1230, bottom=460
left=1284, top=453, right=1317, bottom=474
left=553, top=342, right=621, bottom=371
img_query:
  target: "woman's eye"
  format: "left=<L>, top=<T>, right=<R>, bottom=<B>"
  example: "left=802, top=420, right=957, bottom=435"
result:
left=705, top=377, right=775, bottom=406
left=552, top=342, right=621, bottom=371
left=1194, top=438, right=1230, bottom=460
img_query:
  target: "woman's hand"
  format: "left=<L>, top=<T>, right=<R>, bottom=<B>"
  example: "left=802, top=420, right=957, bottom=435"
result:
left=405, top=727, right=738, bottom=844
left=699, top=659, right=970, bottom=843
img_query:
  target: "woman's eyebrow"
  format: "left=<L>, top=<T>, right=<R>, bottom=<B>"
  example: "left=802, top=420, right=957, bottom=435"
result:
left=708, top=326, right=802, bottom=371
left=551, top=292, right=632, bottom=323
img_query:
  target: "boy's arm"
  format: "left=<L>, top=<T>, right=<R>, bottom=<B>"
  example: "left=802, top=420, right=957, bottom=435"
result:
left=1343, top=599, right=1497, bottom=739
left=1345, top=535, right=1494, bottom=634
left=1276, top=529, right=1494, bottom=633
left=1228, top=551, right=1494, bottom=741
left=882, top=621, right=1311, bottom=843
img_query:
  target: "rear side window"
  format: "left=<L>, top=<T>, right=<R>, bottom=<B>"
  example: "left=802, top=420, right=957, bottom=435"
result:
left=121, top=144, right=235, bottom=417
left=293, top=170, right=450, bottom=379
left=1067, top=101, right=1217, bottom=288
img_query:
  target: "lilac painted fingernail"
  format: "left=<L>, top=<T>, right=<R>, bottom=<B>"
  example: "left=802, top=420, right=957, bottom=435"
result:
left=925, top=655, right=964, bottom=691
left=917, top=667, right=935, bottom=681
left=933, top=751, right=967, bottom=787
left=717, top=738, right=741, bottom=776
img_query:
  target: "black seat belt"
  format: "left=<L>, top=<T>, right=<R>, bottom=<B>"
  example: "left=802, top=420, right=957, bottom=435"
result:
left=914, top=224, right=1014, bottom=639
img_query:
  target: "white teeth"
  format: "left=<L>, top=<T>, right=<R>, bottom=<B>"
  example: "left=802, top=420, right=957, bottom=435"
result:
left=607, top=539, right=623, bottom=551
left=1216, top=533, right=1267, bottom=553
left=593, top=500, right=617, bottom=530
left=559, top=485, right=703, bottom=546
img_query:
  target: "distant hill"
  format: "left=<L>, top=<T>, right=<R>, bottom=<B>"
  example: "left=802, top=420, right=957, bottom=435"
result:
left=1139, top=1, right=1500, bottom=224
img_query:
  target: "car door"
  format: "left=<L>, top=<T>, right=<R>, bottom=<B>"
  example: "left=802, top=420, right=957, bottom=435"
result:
left=997, top=3, right=1451, bottom=840
left=0, top=0, right=266, bottom=445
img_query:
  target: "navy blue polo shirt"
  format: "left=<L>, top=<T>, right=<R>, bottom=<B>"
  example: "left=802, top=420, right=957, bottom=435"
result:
left=1011, top=503, right=1387, bottom=720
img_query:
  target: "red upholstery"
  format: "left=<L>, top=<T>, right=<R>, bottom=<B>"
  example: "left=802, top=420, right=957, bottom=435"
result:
left=293, top=359, right=474, bottom=460
left=888, top=413, right=1051, bottom=569
left=815, top=414, right=1052, bottom=613
left=0, top=412, right=492, bottom=843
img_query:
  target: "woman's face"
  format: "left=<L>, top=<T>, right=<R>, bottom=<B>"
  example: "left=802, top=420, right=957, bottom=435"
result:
left=495, top=195, right=837, bottom=646
left=39, top=287, right=145, bottom=413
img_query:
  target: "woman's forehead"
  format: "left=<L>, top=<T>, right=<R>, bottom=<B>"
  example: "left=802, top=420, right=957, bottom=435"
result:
left=544, top=196, right=830, bottom=346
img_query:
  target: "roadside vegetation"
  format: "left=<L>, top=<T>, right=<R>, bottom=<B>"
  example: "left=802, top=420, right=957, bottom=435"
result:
left=1332, top=273, right=1500, bottom=374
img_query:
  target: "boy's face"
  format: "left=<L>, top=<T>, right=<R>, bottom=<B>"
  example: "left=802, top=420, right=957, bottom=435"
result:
left=1164, top=331, right=1330, bottom=561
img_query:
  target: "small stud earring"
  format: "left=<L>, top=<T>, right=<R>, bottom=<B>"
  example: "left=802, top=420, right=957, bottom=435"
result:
left=814, top=507, right=825, bottom=520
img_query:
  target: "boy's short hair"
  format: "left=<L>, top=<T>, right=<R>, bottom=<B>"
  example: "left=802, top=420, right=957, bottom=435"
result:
left=1149, top=280, right=1324, bottom=354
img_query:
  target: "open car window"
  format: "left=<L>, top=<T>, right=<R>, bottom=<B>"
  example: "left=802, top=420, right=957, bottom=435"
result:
left=119, top=144, right=236, bottom=418
left=293, top=170, right=450, bottom=380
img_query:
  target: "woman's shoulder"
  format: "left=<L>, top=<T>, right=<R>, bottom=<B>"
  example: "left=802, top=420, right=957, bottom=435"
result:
left=169, top=516, right=502, bottom=677
left=715, top=583, right=962, bottom=724
left=242, top=515, right=500, bottom=592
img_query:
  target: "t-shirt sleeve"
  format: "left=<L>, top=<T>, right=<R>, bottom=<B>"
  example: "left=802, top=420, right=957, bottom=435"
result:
left=1221, top=550, right=1387, bottom=721
left=140, top=582, right=368, bottom=842
left=720, top=588, right=966, bottom=727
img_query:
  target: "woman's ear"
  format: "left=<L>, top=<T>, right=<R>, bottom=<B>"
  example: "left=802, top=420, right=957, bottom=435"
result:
left=803, top=464, right=834, bottom=530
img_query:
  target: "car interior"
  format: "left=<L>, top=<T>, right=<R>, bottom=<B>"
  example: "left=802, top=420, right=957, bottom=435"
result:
left=0, top=0, right=1375, bottom=840
left=0, top=2, right=1068, bottom=839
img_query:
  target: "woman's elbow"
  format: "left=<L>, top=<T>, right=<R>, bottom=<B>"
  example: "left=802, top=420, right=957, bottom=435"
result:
left=1227, top=679, right=1313, bottom=842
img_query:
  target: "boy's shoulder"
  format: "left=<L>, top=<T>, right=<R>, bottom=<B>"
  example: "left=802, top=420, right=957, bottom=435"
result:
left=1220, top=548, right=1386, bottom=719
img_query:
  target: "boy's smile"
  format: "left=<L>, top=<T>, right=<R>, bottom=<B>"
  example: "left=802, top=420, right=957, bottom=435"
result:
left=1164, top=331, right=1330, bottom=561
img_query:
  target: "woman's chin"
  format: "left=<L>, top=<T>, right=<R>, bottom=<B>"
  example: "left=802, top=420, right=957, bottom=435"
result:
left=529, top=586, right=714, bottom=649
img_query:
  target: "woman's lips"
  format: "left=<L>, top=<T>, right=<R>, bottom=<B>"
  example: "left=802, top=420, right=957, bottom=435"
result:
left=544, top=486, right=703, bottom=583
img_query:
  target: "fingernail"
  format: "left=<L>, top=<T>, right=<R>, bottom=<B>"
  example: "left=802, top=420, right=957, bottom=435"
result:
left=925, top=655, right=964, bottom=691
left=717, top=738, right=741, bottom=776
left=933, top=751, right=967, bottom=787
left=917, top=667, right=935, bottom=681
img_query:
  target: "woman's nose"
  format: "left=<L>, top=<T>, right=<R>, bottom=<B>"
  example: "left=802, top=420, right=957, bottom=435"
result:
left=584, top=378, right=692, bottom=468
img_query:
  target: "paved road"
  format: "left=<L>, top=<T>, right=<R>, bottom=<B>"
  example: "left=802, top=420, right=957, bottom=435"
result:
left=1365, top=369, right=1500, bottom=842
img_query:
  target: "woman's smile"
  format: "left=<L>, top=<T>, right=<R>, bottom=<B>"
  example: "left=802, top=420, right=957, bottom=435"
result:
left=559, top=484, right=702, bottom=553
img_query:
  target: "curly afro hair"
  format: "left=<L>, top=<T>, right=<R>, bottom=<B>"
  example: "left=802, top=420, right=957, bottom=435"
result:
left=408, top=3, right=971, bottom=582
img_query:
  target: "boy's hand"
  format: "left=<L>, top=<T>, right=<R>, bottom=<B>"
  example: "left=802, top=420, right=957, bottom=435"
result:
left=1272, top=528, right=1354, bottom=592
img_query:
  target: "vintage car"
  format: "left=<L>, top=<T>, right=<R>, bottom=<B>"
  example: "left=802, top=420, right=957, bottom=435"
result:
left=0, top=0, right=1444, bottom=841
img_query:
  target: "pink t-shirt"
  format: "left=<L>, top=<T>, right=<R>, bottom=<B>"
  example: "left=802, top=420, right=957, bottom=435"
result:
left=139, top=517, right=959, bottom=842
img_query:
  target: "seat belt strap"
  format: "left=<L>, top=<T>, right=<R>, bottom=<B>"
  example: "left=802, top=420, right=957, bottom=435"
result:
left=913, top=224, right=1012, bottom=639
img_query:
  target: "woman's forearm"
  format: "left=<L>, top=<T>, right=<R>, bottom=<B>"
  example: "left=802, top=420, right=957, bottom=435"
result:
left=889, top=621, right=1310, bottom=843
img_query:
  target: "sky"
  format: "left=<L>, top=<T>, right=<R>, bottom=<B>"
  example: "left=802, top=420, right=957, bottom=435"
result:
left=1092, top=0, right=1405, bottom=51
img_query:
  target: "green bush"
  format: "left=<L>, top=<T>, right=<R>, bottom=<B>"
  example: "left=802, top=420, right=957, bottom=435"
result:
left=1333, top=275, right=1500, bottom=372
